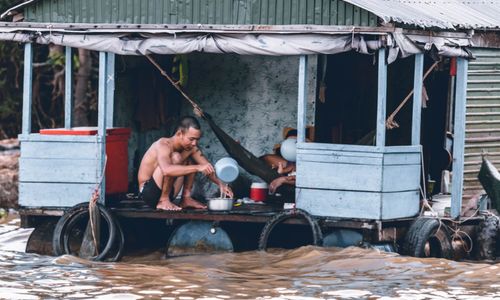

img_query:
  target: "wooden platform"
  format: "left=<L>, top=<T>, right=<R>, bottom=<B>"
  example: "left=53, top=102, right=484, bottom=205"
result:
left=18, top=194, right=485, bottom=231
left=18, top=199, right=403, bottom=230
left=113, top=198, right=284, bottom=223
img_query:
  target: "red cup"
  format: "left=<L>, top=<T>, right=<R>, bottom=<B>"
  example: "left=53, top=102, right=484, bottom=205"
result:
left=250, top=182, right=268, bottom=202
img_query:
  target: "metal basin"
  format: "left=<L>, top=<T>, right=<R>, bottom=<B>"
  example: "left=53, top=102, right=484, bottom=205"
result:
left=207, top=198, right=234, bottom=211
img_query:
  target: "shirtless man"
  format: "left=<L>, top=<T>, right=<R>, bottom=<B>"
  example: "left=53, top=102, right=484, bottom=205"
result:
left=138, top=116, right=233, bottom=211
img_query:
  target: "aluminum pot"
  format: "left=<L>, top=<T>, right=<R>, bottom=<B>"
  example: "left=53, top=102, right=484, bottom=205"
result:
left=207, top=198, right=234, bottom=211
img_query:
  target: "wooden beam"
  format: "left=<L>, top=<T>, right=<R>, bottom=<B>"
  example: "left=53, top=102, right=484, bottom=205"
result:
left=297, top=55, right=308, bottom=144
left=97, top=52, right=107, bottom=203
left=105, top=52, right=115, bottom=128
left=22, top=43, right=33, bottom=135
left=64, top=46, right=73, bottom=129
left=0, top=21, right=396, bottom=34
left=451, top=57, right=468, bottom=219
left=411, top=53, right=424, bottom=145
left=376, top=48, right=387, bottom=148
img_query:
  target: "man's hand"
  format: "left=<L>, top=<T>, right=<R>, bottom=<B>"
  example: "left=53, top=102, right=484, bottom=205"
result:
left=219, top=183, right=234, bottom=199
left=277, top=162, right=287, bottom=174
left=198, top=163, right=215, bottom=176
left=269, top=177, right=286, bottom=194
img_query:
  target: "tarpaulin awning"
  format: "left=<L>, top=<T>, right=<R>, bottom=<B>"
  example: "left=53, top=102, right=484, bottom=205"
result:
left=0, top=30, right=472, bottom=62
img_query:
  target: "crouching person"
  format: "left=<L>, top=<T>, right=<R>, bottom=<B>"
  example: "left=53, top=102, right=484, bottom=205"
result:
left=138, top=116, right=233, bottom=211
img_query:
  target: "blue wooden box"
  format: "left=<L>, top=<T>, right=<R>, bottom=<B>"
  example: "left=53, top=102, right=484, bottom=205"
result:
left=18, top=134, right=105, bottom=208
left=295, top=143, right=421, bottom=220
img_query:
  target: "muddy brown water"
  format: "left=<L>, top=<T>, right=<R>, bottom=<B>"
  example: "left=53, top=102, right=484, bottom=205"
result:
left=1, top=217, right=500, bottom=299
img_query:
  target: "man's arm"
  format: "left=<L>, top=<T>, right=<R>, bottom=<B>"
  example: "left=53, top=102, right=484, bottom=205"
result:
left=277, top=162, right=296, bottom=175
left=191, top=147, right=220, bottom=183
left=157, top=146, right=204, bottom=177
left=269, top=175, right=295, bottom=194
left=191, top=147, right=234, bottom=198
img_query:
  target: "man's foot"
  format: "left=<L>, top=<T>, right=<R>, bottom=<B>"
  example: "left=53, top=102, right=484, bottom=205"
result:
left=179, top=196, right=207, bottom=209
left=156, top=198, right=182, bottom=211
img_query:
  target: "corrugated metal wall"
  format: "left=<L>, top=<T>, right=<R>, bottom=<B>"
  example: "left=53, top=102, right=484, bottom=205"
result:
left=23, top=0, right=377, bottom=26
left=464, top=48, right=500, bottom=198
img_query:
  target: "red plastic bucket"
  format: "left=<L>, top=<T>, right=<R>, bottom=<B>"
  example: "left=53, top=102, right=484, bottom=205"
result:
left=250, top=182, right=268, bottom=202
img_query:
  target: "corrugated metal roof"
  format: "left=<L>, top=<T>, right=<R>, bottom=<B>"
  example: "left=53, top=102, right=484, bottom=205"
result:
left=2, top=0, right=379, bottom=27
left=0, top=0, right=36, bottom=19
left=343, top=0, right=500, bottom=29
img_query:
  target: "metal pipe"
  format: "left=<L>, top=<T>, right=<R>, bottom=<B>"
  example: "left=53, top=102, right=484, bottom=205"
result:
left=64, top=46, right=72, bottom=129
left=376, top=48, right=387, bottom=148
left=451, top=57, right=468, bottom=219
left=22, top=43, right=33, bottom=135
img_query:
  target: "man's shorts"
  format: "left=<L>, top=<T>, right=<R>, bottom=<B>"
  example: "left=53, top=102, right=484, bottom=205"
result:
left=139, top=178, right=161, bottom=209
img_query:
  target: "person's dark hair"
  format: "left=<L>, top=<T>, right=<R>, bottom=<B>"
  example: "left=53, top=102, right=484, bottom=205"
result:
left=285, top=129, right=298, bottom=139
left=176, top=116, right=201, bottom=133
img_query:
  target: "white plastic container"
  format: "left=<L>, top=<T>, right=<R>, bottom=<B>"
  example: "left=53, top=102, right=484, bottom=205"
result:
left=280, top=138, right=297, bottom=162
left=432, top=194, right=451, bottom=217
left=214, top=157, right=239, bottom=183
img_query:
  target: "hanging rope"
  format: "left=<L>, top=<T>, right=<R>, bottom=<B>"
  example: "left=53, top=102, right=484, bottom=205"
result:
left=88, top=154, right=107, bottom=255
left=145, top=55, right=205, bottom=118
left=386, top=61, right=439, bottom=130
left=145, top=55, right=291, bottom=191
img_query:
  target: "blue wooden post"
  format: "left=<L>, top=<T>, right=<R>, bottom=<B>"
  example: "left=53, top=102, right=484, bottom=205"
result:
left=376, top=48, right=387, bottom=148
left=22, top=43, right=33, bottom=135
left=64, top=46, right=73, bottom=129
left=451, top=57, right=468, bottom=219
left=297, top=55, right=308, bottom=144
left=97, top=52, right=108, bottom=203
left=105, top=52, right=115, bottom=128
left=412, top=53, right=424, bottom=145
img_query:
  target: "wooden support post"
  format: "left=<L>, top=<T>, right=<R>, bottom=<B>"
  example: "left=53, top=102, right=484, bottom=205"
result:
left=451, top=57, right=468, bottom=219
left=297, top=55, right=308, bottom=144
left=97, top=52, right=108, bottom=203
left=376, top=48, right=387, bottom=148
left=64, top=46, right=73, bottom=129
left=411, top=53, right=424, bottom=146
left=105, top=52, right=115, bottom=128
left=22, top=43, right=33, bottom=135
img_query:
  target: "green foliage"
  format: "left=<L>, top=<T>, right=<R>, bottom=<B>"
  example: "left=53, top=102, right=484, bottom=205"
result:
left=0, top=2, right=100, bottom=137
left=0, top=0, right=13, bottom=12
left=48, top=51, right=65, bottom=67
left=0, top=1, right=22, bottom=137
left=0, top=40, right=22, bottom=138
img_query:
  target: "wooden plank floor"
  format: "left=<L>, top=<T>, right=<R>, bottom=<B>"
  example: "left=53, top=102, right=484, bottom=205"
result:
left=20, top=194, right=484, bottom=229
left=112, top=196, right=284, bottom=223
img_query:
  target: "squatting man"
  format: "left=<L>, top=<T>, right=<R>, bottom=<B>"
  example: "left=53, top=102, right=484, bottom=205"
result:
left=138, top=116, right=233, bottom=210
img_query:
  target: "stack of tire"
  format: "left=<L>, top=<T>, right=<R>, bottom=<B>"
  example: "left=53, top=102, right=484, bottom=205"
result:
left=402, top=217, right=453, bottom=259
left=52, top=202, right=124, bottom=262
left=477, top=214, right=500, bottom=260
